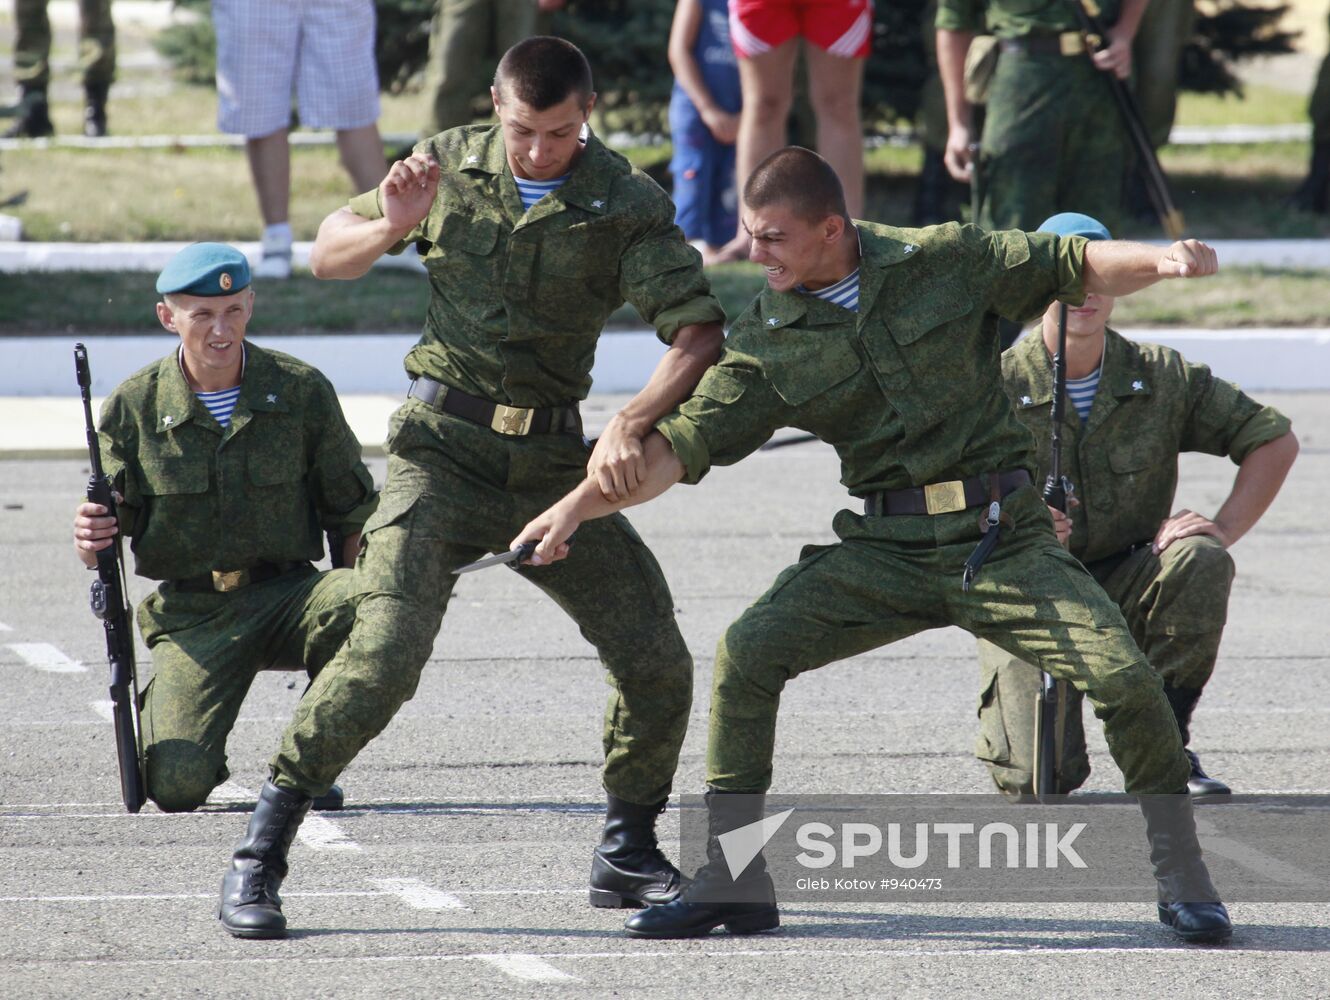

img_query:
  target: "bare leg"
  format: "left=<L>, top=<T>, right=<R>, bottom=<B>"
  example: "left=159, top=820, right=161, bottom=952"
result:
left=805, top=45, right=865, bottom=219
left=245, top=129, right=291, bottom=227
left=712, top=40, right=801, bottom=262
left=336, top=123, right=389, bottom=193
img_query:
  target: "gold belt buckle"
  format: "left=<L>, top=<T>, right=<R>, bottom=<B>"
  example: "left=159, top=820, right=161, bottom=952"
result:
left=491, top=403, right=534, bottom=436
left=211, top=569, right=248, bottom=592
left=923, top=480, right=967, bottom=516
left=1060, top=31, right=1087, bottom=57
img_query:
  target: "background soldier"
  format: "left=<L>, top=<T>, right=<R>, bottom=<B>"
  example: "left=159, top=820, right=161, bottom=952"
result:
left=419, top=0, right=566, bottom=137
left=215, top=37, right=726, bottom=939
left=518, top=148, right=1234, bottom=945
left=7, top=0, right=115, bottom=137
left=71, top=243, right=378, bottom=819
left=1292, top=12, right=1330, bottom=213
left=936, top=0, right=1147, bottom=231
left=975, top=212, right=1299, bottom=801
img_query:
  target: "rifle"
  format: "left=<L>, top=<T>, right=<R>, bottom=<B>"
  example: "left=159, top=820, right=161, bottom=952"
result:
left=1067, top=0, right=1184, bottom=240
left=74, top=344, right=147, bottom=814
left=1032, top=304, right=1075, bottom=802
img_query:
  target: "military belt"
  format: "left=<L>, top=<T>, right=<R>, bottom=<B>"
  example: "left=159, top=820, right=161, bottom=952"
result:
left=173, top=561, right=309, bottom=594
left=864, top=470, right=1031, bottom=517
left=1084, top=540, right=1152, bottom=581
left=999, top=33, right=1089, bottom=58
left=407, top=377, right=582, bottom=436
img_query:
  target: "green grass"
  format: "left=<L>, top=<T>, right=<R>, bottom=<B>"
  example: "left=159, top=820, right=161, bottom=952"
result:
left=1173, top=84, right=1309, bottom=128
left=4, top=265, right=1327, bottom=334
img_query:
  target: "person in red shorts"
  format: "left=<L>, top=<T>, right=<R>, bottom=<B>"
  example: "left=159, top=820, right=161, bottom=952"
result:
left=712, top=0, right=872, bottom=261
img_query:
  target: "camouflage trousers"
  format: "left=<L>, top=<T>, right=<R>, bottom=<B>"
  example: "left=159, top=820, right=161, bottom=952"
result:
left=705, top=486, right=1191, bottom=796
left=976, top=534, right=1235, bottom=796
left=978, top=49, right=1124, bottom=233
left=271, top=398, right=693, bottom=804
left=1131, top=0, right=1195, bottom=150
left=136, top=566, right=357, bottom=812
left=14, top=0, right=116, bottom=90
left=421, top=0, right=545, bottom=134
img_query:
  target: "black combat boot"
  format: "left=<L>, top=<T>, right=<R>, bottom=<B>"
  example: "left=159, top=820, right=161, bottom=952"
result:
left=1164, top=686, right=1231, bottom=798
left=3, top=87, right=54, bottom=139
left=590, top=794, right=682, bottom=908
left=218, top=779, right=312, bottom=939
left=1139, top=793, right=1233, bottom=944
left=1290, top=141, right=1330, bottom=214
left=623, top=791, right=780, bottom=939
left=83, top=83, right=109, bottom=138
left=311, top=783, right=344, bottom=811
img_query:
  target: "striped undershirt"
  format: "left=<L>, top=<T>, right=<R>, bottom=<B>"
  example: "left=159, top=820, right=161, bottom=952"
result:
left=798, top=268, right=860, bottom=312
left=1065, top=368, right=1101, bottom=423
left=180, top=344, right=245, bottom=428
left=514, top=174, right=570, bottom=211
left=196, top=385, right=241, bottom=427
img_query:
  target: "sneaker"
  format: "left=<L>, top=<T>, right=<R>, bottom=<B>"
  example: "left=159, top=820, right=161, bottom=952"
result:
left=254, top=234, right=293, bottom=280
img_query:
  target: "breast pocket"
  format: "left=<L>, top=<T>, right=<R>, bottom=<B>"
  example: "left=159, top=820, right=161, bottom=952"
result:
left=765, top=335, right=863, bottom=408
left=425, top=212, right=501, bottom=286
left=247, top=421, right=308, bottom=524
left=534, top=224, right=622, bottom=328
left=139, top=457, right=209, bottom=497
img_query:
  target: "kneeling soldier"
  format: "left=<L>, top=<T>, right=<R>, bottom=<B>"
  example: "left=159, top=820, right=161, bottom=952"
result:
left=975, top=212, right=1298, bottom=800
left=517, top=148, right=1236, bottom=944
left=72, top=244, right=377, bottom=836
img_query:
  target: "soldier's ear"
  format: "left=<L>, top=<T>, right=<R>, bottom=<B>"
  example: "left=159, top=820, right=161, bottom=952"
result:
left=155, top=300, right=177, bottom=333
left=823, top=214, right=845, bottom=244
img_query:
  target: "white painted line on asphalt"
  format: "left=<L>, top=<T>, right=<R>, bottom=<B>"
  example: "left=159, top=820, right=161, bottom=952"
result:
left=0, top=890, right=383, bottom=903
left=478, top=954, right=579, bottom=982
left=9, top=944, right=1285, bottom=969
left=209, top=781, right=253, bottom=803
left=89, top=700, right=114, bottom=722
left=6, top=642, right=85, bottom=673
left=298, top=814, right=362, bottom=852
left=1194, top=816, right=1313, bottom=885
left=368, top=877, right=467, bottom=911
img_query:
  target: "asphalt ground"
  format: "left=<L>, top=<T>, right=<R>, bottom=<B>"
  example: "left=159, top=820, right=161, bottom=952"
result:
left=0, top=392, right=1326, bottom=998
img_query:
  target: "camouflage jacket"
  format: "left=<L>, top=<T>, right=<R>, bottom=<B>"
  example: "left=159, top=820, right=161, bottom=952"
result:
left=937, top=0, right=1121, bottom=39
left=656, top=221, right=1087, bottom=495
left=1003, top=326, right=1293, bottom=564
left=99, top=343, right=378, bottom=581
left=347, top=124, right=726, bottom=407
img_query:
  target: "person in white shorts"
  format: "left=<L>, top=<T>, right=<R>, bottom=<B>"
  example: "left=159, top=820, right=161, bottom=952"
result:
left=214, top=0, right=389, bottom=278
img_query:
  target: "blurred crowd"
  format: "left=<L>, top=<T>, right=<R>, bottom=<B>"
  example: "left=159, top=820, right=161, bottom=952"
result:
left=4, top=0, right=1330, bottom=265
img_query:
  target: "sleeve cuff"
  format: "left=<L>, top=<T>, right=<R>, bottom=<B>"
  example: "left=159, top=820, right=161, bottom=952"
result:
left=1056, top=234, right=1089, bottom=306
left=654, top=413, right=713, bottom=485
left=650, top=297, right=727, bottom=346
left=1227, top=406, right=1293, bottom=465
left=347, top=188, right=383, bottom=219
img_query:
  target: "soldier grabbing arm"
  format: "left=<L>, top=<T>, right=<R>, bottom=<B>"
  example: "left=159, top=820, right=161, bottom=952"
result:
left=215, top=37, right=726, bottom=939
left=515, top=147, right=1235, bottom=945
left=975, top=212, right=1299, bottom=802
left=71, top=243, right=377, bottom=826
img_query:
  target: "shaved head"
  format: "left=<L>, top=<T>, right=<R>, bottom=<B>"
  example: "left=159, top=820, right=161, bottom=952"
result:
left=494, top=36, right=594, bottom=111
left=744, top=146, right=849, bottom=225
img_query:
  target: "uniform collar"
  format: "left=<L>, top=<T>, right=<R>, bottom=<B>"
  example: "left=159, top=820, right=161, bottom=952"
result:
left=462, top=124, right=615, bottom=221
left=855, top=222, right=922, bottom=321
left=152, top=341, right=288, bottom=436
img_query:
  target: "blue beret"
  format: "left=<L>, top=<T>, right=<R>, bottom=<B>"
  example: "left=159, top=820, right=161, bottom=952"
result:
left=156, top=242, right=251, bottom=296
left=1036, top=212, right=1111, bottom=242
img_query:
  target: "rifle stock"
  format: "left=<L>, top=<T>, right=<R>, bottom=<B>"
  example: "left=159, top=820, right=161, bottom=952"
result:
left=75, top=344, right=147, bottom=814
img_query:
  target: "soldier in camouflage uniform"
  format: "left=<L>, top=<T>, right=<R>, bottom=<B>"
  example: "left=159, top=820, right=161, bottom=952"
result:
left=7, top=0, right=116, bottom=137
left=518, top=148, right=1233, bottom=944
left=72, top=244, right=378, bottom=820
left=213, top=37, right=726, bottom=939
left=975, top=212, right=1299, bottom=802
left=1293, top=12, right=1330, bottom=213
left=936, top=0, right=1148, bottom=231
